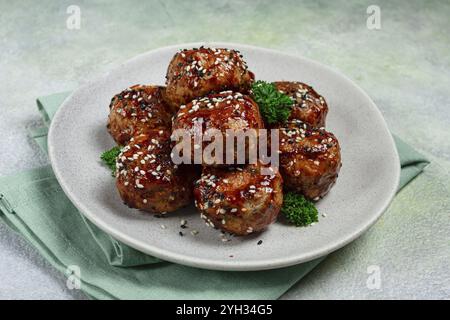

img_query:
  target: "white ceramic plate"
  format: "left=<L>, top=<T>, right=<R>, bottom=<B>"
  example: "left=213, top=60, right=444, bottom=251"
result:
left=48, top=42, right=400, bottom=271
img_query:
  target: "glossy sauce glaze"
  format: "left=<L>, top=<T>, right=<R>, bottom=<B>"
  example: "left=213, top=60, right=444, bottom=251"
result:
left=274, top=81, right=328, bottom=128
left=165, top=47, right=255, bottom=109
left=115, top=131, right=197, bottom=213
left=194, top=162, right=283, bottom=235
left=278, top=120, right=341, bottom=200
left=172, top=91, right=264, bottom=165
left=107, top=85, right=174, bottom=145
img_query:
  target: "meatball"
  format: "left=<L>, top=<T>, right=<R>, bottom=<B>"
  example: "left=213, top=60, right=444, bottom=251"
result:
left=172, top=91, right=264, bottom=165
left=107, top=85, right=174, bottom=145
left=115, top=131, right=196, bottom=214
left=278, top=120, right=341, bottom=200
left=274, top=81, right=328, bottom=128
left=165, top=47, right=255, bottom=109
left=194, top=162, right=283, bottom=235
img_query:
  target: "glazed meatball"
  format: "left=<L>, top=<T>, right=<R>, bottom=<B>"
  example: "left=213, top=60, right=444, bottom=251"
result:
left=165, top=47, right=255, bottom=109
left=274, top=81, right=328, bottom=128
left=107, top=85, right=174, bottom=145
left=172, top=91, right=264, bottom=165
left=278, top=120, right=341, bottom=200
left=115, top=131, right=197, bottom=213
left=194, top=162, right=283, bottom=235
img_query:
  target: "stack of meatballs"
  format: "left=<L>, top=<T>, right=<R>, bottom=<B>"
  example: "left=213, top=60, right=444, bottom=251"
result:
left=107, top=47, right=341, bottom=236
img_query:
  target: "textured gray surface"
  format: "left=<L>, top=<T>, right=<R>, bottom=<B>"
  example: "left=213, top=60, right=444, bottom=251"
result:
left=0, top=0, right=449, bottom=299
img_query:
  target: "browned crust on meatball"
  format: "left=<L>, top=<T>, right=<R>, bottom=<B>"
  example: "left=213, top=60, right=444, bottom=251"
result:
left=165, top=47, right=255, bottom=109
left=172, top=91, right=264, bottom=165
left=107, top=85, right=174, bottom=145
left=274, top=81, right=328, bottom=128
left=193, top=162, right=283, bottom=235
left=278, top=120, right=341, bottom=200
left=115, top=131, right=197, bottom=213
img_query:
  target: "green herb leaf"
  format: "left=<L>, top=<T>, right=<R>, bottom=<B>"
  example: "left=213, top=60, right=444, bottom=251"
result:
left=251, top=80, right=293, bottom=124
left=100, top=146, right=122, bottom=175
left=281, top=191, right=318, bottom=227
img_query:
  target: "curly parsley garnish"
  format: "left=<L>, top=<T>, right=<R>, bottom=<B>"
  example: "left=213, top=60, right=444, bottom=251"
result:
left=281, top=192, right=318, bottom=227
left=100, top=146, right=122, bottom=175
left=251, top=80, right=293, bottom=124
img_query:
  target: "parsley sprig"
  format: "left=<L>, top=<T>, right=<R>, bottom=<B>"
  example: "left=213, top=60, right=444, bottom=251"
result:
left=281, top=192, right=318, bottom=227
left=100, top=146, right=122, bottom=175
left=251, top=80, right=293, bottom=124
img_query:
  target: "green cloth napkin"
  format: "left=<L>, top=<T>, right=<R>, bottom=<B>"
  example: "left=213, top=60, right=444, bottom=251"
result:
left=0, top=92, right=429, bottom=300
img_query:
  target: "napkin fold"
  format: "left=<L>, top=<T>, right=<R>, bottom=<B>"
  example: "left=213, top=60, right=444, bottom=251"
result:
left=0, top=92, right=429, bottom=300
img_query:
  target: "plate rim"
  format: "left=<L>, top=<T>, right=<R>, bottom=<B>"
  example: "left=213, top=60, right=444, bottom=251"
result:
left=48, top=42, right=401, bottom=271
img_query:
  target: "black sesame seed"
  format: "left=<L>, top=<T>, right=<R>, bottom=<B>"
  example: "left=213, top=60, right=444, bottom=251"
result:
left=257, top=240, right=263, bottom=245
left=179, top=231, right=184, bottom=236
